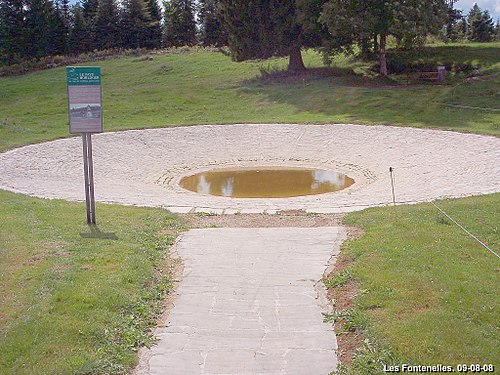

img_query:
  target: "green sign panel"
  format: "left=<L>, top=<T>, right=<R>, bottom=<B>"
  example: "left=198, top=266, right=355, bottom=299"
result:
left=66, top=66, right=101, bottom=86
left=67, top=66, right=103, bottom=134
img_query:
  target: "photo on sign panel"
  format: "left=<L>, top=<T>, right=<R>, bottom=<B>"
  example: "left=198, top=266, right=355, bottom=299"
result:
left=70, top=103, right=102, bottom=119
left=67, top=85, right=102, bottom=133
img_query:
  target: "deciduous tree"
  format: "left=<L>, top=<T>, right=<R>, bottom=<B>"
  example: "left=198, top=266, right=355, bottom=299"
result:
left=320, top=0, right=449, bottom=75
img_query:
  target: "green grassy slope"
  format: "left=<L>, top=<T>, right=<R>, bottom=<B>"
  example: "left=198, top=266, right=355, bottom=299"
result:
left=1, top=43, right=498, bottom=152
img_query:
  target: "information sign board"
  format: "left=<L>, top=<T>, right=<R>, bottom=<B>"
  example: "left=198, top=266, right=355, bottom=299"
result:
left=67, top=66, right=103, bottom=134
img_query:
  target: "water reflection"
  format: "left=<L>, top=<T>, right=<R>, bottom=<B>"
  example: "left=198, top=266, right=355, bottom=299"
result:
left=180, top=168, right=355, bottom=198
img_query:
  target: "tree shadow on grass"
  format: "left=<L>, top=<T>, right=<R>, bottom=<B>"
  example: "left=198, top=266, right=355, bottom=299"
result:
left=246, top=66, right=391, bottom=87
left=241, top=64, right=499, bottom=135
left=387, top=45, right=500, bottom=75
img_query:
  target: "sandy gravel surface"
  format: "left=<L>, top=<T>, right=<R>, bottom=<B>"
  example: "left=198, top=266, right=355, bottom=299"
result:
left=0, top=124, right=498, bottom=213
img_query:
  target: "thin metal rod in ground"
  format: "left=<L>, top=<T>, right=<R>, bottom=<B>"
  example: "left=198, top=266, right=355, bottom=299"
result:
left=431, top=201, right=500, bottom=260
left=390, top=167, right=396, bottom=206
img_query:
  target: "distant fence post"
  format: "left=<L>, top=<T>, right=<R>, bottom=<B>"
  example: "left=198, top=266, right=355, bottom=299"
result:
left=437, top=66, right=446, bottom=82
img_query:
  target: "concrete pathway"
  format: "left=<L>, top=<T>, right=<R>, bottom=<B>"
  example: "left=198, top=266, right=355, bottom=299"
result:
left=135, top=227, right=346, bottom=375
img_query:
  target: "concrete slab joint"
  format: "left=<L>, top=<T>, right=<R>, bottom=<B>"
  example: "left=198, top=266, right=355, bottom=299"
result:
left=135, top=227, right=346, bottom=375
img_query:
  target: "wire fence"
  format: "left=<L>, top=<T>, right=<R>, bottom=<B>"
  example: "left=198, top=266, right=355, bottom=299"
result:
left=389, top=166, right=499, bottom=260
left=431, top=200, right=500, bottom=260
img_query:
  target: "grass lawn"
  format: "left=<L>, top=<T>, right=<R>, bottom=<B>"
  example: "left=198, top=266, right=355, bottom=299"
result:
left=0, top=43, right=499, bottom=152
left=0, top=42, right=499, bottom=373
left=0, top=190, right=185, bottom=374
left=331, top=194, right=499, bottom=373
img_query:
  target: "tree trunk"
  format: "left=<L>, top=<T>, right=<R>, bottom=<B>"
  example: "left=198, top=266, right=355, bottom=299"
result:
left=361, top=37, right=370, bottom=57
left=373, top=33, right=379, bottom=53
left=288, top=44, right=306, bottom=74
left=379, top=33, right=387, bottom=76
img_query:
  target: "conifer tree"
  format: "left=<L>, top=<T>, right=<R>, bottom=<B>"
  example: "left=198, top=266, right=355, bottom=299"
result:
left=163, top=0, right=196, bottom=47
left=219, top=1, right=265, bottom=60
left=74, top=0, right=96, bottom=51
left=198, top=0, right=226, bottom=46
left=453, top=16, right=467, bottom=40
left=122, top=0, right=151, bottom=48
left=81, top=0, right=98, bottom=24
left=68, top=4, right=87, bottom=54
left=94, top=0, right=120, bottom=49
left=24, top=0, right=57, bottom=58
left=144, top=0, right=162, bottom=48
left=444, top=1, right=463, bottom=42
left=60, top=0, right=71, bottom=52
left=218, top=0, right=325, bottom=73
left=0, top=0, right=26, bottom=62
left=51, top=0, right=69, bottom=55
left=60, top=0, right=70, bottom=24
left=467, top=4, right=494, bottom=42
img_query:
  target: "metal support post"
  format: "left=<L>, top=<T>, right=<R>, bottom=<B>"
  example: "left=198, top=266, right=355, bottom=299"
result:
left=87, top=133, right=96, bottom=224
left=82, top=133, right=96, bottom=224
left=389, top=167, right=396, bottom=206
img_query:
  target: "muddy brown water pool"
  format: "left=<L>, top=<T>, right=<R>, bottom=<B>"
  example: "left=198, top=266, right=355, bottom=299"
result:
left=179, top=167, right=355, bottom=198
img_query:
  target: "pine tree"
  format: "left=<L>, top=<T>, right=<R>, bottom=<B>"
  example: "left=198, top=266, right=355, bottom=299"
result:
left=467, top=4, right=494, bottom=42
left=198, top=0, right=226, bottom=46
left=122, top=0, right=151, bottom=48
left=219, top=1, right=266, bottom=60
left=68, top=4, right=87, bottom=54
left=81, top=0, right=98, bottom=50
left=24, top=0, right=57, bottom=58
left=51, top=0, right=69, bottom=55
left=218, top=0, right=326, bottom=73
left=163, top=0, right=196, bottom=47
left=444, top=1, right=463, bottom=42
left=81, top=0, right=98, bottom=24
left=60, top=0, right=71, bottom=52
left=60, top=0, right=70, bottom=24
left=94, top=0, right=120, bottom=49
left=144, top=0, right=162, bottom=48
left=0, top=0, right=26, bottom=62
left=452, top=16, right=467, bottom=41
